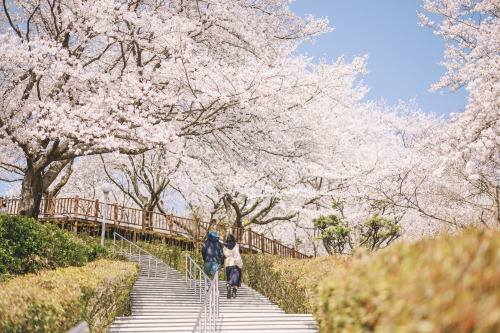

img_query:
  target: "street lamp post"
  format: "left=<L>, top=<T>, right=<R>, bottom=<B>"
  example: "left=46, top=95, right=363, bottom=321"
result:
left=101, top=183, right=112, bottom=246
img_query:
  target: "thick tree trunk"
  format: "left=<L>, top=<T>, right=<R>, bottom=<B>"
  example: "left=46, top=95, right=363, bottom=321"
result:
left=18, top=165, right=44, bottom=219
left=234, top=214, right=243, bottom=228
left=42, top=159, right=73, bottom=198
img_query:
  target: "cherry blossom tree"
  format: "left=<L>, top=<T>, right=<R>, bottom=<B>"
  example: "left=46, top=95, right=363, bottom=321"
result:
left=100, top=151, right=180, bottom=214
left=355, top=98, right=499, bottom=235
left=419, top=0, right=499, bottom=225
left=165, top=56, right=372, bottom=235
left=0, top=0, right=330, bottom=218
left=167, top=59, right=436, bottom=255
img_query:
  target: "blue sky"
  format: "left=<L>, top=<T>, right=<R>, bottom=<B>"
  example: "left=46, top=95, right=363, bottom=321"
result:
left=290, top=0, right=468, bottom=117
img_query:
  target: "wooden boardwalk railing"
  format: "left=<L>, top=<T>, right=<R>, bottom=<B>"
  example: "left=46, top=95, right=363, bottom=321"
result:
left=0, top=197, right=310, bottom=259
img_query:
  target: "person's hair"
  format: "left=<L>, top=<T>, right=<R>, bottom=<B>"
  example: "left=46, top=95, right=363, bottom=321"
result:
left=226, top=234, right=236, bottom=243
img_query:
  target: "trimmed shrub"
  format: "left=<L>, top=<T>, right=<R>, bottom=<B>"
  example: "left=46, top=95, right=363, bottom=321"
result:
left=242, top=253, right=350, bottom=314
left=0, top=214, right=51, bottom=273
left=0, top=214, right=107, bottom=274
left=0, top=259, right=138, bottom=333
left=317, top=229, right=500, bottom=332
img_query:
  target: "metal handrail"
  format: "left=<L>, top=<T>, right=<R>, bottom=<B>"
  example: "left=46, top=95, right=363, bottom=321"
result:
left=113, top=232, right=170, bottom=279
left=184, top=253, right=212, bottom=302
left=192, top=272, right=219, bottom=333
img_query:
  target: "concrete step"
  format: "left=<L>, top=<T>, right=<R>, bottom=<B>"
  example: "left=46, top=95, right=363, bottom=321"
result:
left=108, top=328, right=318, bottom=333
left=132, top=299, right=279, bottom=305
left=132, top=300, right=280, bottom=305
left=108, top=243, right=318, bottom=333
left=131, top=308, right=285, bottom=314
left=112, top=315, right=315, bottom=323
left=131, top=304, right=282, bottom=309
left=116, top=312, right=314, bottom=321
left=131, top=294, right=269, bottom=299
left=110, top=322, right=317, bottom=328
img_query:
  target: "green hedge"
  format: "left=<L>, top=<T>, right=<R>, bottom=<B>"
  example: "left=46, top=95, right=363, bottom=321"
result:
left=242, top=253, right=350, bottom=314
left=0, top=214, right=107, bottom=275
left=317, top=229, right=500, bottom=332
left=0, top=259, right=138, bottom=333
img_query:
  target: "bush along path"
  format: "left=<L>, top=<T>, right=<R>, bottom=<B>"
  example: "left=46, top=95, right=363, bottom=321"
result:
left=0, top=259, right=138, bottom=333
left=0, top=214, right=105, bottom=277
left=315, top=228, right=500, bottom=332
left=107, top=233, right=318, bottom=332
left=0, top=214, right=138, bottom=332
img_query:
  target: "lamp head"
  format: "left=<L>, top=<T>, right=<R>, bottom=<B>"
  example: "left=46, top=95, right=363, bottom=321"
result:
left=101, top=183, right=112, bottom=194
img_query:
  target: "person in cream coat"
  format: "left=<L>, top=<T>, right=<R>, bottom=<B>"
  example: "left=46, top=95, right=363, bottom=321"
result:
left=222, top=234, right=243, bottom=299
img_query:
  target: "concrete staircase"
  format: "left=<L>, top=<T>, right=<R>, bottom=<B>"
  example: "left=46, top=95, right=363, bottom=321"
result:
left=107, top=253, right=318, bottom=332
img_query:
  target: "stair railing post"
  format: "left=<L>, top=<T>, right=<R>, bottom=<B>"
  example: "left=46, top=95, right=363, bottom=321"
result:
left=215, top=272, right=219, bottom=318
left=148, top=256, right=151, bottom=278
left=192, top=262, right=195, bottom=292
left=113, top=232, right=116, bottom=253
left=217, top=286, right=219, bottom=319
left=199, top=270, right=202, bottom=302
left=120, top=238, right=123, bottom=255
left=155, top=259, right=158, bottom=277
left=204, top=298, right=207, bottom=332
left=209, top=294, right=212, bottom=332
left=196, top=268, right=199, bottom=299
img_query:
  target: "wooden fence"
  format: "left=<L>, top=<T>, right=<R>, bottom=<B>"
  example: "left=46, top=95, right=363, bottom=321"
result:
left=0, top=197, right=310, bottom=259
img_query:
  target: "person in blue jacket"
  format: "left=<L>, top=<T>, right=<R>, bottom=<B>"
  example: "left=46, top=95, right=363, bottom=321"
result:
left=201, top=231, right=224, bottom=286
